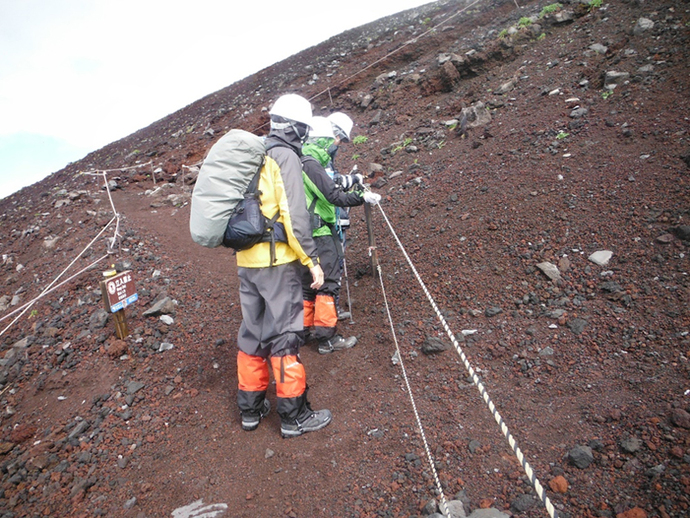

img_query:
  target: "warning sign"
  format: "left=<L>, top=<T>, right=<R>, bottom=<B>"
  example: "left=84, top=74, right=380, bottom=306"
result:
left=101, top=270, right=138, bottom=313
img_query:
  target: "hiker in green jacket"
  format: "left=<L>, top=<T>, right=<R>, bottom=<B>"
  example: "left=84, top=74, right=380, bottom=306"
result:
left=300, top=116, right=381, bottom=354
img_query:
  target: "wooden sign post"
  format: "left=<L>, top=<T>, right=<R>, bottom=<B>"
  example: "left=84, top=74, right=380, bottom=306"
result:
left=100, top=269, right=138, bottom=339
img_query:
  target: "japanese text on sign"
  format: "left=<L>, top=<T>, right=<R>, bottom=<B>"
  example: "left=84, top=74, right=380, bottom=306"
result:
left=102, top=271, right=138, bottom=313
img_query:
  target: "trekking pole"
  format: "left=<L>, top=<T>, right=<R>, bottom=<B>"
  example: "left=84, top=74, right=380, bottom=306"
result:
left=341, top=253, right=354, bottom=324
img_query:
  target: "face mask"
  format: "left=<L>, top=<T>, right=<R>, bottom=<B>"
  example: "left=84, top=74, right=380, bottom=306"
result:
left=293, top=123, right=309, bottom=143
left=327, top=143, right=339, bottom=159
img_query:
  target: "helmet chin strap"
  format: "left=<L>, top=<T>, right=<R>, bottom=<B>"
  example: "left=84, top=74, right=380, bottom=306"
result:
left=289, top=122, right=309, bottom=143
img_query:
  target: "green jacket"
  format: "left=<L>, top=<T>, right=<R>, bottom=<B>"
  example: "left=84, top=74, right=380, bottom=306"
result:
left=301, top=141, right=364, bottom=237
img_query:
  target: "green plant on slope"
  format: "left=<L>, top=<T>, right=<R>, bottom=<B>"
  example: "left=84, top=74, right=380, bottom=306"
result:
left=352, top=135, right=368, bottom=145
left=518, top=17, right=532, bottom=28
left=539, top=3, right=562, bottom=18
left=391, top=137, right=413, bottom=154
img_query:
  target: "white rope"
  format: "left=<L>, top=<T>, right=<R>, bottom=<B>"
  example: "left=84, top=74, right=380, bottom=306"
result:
left=81, top=170, right=127, bottom=252
left=0, top=216, right=116, bottom=338
left=376, top=263, right=451, bottom=517
left=79, top=161, right=152, bottom=175
left=371, top=201, right=560, bottom=518
left=309, top=0, right=484, bottom=104
left=100, top=172, right=122, bottom=252
left=0, top=253, right=109, bottom=326
left=1, top=170, right=124, bottom=338
left=252, top=0, right=488, bottom=134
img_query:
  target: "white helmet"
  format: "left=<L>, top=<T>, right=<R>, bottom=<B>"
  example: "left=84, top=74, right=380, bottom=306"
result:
left=328, top=112, right=354, bottom=142
left=269, top=94, right=313, bottom=126
left=307, top=116, right=335, bottom=140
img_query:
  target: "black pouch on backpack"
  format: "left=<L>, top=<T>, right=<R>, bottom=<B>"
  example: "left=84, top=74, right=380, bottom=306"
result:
left=222, top=160, right=270, bottom=251
left=222, top=192, right=267, bottom=251
left=222, top=161, right=286, bottom=256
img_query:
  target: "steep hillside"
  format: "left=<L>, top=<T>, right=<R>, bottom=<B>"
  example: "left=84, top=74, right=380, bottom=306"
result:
left=1, top=0, right=689, bottom=517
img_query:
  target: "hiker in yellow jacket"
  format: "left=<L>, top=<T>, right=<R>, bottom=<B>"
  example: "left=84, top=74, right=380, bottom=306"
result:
left=236, top=94, right=332, bottom=438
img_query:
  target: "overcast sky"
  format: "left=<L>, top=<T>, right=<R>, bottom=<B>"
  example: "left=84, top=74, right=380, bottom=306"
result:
left=0, top=0, right=432, bottom=199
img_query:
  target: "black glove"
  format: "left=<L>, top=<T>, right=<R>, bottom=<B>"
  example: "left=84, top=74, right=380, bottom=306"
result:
left=338, top=174, right=362, bottom=190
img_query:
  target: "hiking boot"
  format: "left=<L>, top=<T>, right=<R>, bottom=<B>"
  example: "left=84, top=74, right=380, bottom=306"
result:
left=318, top=335, right=357, bottom=355
left=281, top=409, right=332, bottom=438
left=337, top=310, right=351, bottom=321
left=302, top=329, right=316, bottom=346
left=241, top=399, right=270, bottom=431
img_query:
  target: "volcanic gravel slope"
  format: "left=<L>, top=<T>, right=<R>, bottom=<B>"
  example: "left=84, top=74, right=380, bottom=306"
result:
left=1, top=0, right=689, bottom=517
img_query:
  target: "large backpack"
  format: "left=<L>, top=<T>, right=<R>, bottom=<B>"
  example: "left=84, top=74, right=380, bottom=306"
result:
left=189, top=129, right=267, bottom=248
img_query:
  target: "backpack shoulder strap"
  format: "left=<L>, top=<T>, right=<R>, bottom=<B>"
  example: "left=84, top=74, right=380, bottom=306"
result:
left=245, top=157, right=265, bottom=194
left=307, top=195, right=318, bottom=215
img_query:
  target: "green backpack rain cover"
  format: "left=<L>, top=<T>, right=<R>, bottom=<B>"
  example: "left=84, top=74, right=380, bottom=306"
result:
left=189, top=129, right=266, bottom=248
